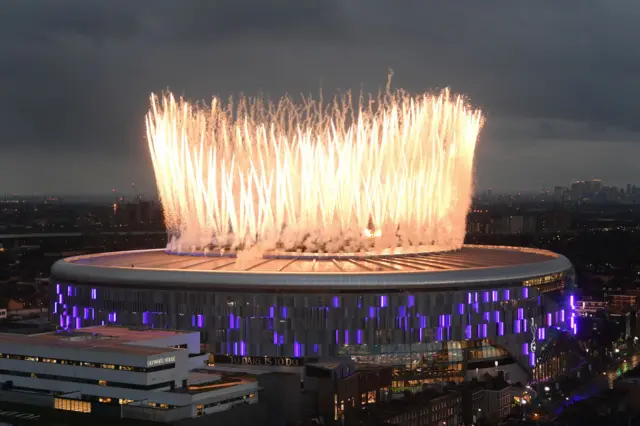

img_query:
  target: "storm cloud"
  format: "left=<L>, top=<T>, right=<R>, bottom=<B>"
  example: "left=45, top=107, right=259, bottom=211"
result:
left=1, top=0, right=639, bottom=194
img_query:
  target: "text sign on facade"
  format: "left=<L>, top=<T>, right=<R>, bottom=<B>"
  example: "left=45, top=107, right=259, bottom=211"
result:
left=147, top=356, right=176, bottom=367
left=213, top=355, right=308, bottom=367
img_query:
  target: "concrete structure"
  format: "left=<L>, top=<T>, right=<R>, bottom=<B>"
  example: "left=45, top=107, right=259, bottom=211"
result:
left=0, top=326, right=258, bottom=422
left=50, top=245, right=578, bottom=385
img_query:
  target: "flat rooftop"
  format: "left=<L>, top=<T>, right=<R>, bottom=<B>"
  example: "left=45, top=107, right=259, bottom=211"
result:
left=51, top=245, right=573, bottom=291
left=0, top=328, right=184, bottom=357
left=173, top=369, right=257, bottom=395
left=79, top=325, right=193, bottom=342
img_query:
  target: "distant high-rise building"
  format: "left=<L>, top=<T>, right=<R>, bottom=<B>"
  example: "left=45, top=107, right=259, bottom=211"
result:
left=553, top=186, right=564, bottom=202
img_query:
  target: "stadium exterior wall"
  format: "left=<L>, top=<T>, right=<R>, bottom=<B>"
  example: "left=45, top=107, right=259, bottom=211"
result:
left=50, top=250, right=577, bottom=382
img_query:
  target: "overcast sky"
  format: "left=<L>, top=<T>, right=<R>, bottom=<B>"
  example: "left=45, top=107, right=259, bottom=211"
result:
left=1, top=0, right=639, bottom=195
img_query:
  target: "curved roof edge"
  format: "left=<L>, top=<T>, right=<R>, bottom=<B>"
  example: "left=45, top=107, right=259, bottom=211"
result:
left=51, top=247, right=573, bottom=291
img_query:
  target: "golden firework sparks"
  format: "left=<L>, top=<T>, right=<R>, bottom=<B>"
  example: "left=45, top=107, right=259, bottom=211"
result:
left=146, top=82, right=483, bottom=255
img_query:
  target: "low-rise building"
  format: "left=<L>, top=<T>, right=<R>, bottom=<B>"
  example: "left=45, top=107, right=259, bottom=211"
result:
left=482, top=373, right=513, bottom=420
left=368, top=389, right=462, bottom=426
left=0, top=326, right=259, bottom=422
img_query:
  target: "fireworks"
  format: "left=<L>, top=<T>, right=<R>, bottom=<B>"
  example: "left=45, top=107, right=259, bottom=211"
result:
left=146, top=82, right=483, bottom=255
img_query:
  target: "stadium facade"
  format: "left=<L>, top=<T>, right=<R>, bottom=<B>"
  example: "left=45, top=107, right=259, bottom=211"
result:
left=50, top=245, right=582, bottom=386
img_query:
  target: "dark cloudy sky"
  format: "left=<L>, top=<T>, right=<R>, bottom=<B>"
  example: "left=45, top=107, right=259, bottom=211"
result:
left=1, top=0, right=639, bottom=195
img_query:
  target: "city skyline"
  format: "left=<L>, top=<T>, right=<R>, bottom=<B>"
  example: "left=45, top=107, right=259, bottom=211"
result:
left=1, top=1, right=640, bottom=194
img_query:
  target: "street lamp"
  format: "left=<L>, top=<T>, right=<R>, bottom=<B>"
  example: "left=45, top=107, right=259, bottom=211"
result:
left=544, top=386, right=550, bottom=392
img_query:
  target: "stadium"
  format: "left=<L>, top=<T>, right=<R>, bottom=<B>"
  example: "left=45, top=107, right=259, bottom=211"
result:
left=50, top=244, right=582, bottom=386
left=50, top=84, right=586, bottom=387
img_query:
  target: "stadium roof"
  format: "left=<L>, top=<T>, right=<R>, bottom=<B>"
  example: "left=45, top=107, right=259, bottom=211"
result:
left=51, top=245, right=573, bottom=292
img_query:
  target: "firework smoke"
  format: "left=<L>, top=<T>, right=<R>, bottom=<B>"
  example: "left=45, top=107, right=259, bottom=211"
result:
left=146, top=80, right=483, bottom=255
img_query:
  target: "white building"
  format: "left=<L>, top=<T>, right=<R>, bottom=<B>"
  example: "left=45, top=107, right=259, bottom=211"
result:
left=0, top=326, right=259, bottom=422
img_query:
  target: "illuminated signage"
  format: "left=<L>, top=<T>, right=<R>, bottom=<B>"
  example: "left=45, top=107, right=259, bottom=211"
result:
left=212, top=355, right=312, bottom=367
left=147, top=356, right=176, bottom=367
left=530, top=318, right=537, bottom=354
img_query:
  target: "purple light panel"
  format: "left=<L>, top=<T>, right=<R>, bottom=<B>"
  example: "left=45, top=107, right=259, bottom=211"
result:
left=517, top=308, right=524, bottom=320
left=143, top=312, right=149, bottom=325
left=503, top=289, right=510, bottom=301
left=498, top=322, right=504, bottom=336
left=465, top=325, right=472, bottom=339
left=333, top=296, right=339, bottom=308
left=459, top=304, right=465, bottom=315
left=492, top=290, right=498, bottom=302
left=380, top=296, right=388, bottom=308
left=483, top=292, right=489, bottom=303
left=344, top=330, right=349, bottom=345
left=523, top=343, right=529, bottom=355
left=56, top=284, right=60, bottom=294
left=294, top=342, right=300, bottom=357
left=538, top=327, right=545, bottom=340
left=529, top=352, right=536, bottom=367
left=408, top=294, right=415, bottom=307
left=197, top=314, right=204, bottom=328
left=91, top=288, right=97, bottom=300
left=547, top=313, right=552, bottom=327
left=494, top=311, right=500, bottom=322
left=357, top=330, right=362, bottom=344
left=523, top=287, right=529, bottom=298
left=514, top=319, right=521, bottom=333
